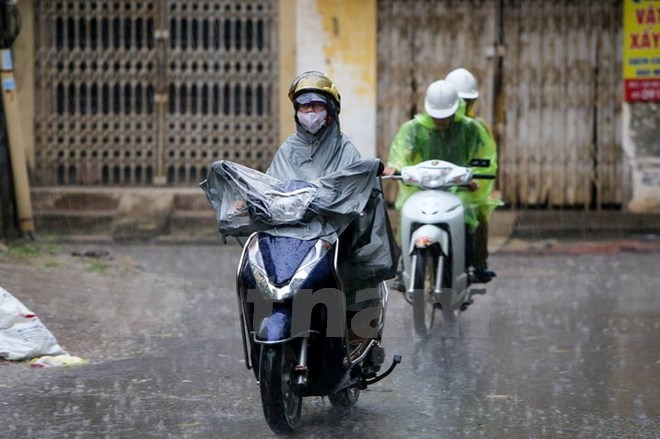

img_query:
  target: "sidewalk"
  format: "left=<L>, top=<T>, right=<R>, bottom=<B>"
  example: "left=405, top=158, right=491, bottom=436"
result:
left=490, top=235, right=660, bottom=255
left=23, top=186, right=660, bottom=254
left=29, top=222, right=660, bottom=257
left=488, top=210, right=660, bottom=255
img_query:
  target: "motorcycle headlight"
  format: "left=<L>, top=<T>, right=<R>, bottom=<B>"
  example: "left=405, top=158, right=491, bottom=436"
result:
left=248, top=238, right=333, bottom=301
left=248, top=237, right=265, bottom=271
left=419, top=167, right=451, bottom=188
left=449, top=169, right=472, bottom=185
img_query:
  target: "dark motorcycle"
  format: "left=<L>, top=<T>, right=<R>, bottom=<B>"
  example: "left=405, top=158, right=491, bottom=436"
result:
left=201, top=159, right=401, bottom=434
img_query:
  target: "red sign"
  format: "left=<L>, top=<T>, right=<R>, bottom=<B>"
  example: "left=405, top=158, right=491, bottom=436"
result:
left=624, top=79, right=660, bottom=101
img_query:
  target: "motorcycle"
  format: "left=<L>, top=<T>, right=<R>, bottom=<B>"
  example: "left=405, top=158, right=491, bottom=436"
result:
left=386, top=159, right=494, bottom=336
left=201, top=159, right=401, bottom=434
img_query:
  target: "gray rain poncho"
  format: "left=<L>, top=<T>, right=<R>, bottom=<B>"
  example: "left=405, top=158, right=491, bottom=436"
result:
left=200, top=127, right=400, bottom=292
left=200, top=158, right=381, bottom=241
left=267, top=115, right=361, bottom=181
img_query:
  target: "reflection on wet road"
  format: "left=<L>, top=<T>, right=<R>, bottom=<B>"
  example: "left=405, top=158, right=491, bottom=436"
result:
left=1, top=244, right=658, bottom=438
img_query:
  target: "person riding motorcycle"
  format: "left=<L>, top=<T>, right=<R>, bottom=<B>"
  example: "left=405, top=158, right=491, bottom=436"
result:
left=201, top=72, right=401, bottom=432
left=446, top=68, right=503, bottom=282
left=267, top=71, right=397, bottom=339
left=383, top=79, right=491, bottom=286
left=267, top=71, right=361, bottom=180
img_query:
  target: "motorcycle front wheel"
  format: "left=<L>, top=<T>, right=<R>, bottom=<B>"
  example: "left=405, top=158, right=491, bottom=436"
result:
left=259, top=344, right=302, bottom=434
left=412, top=251, right=438, bottom=337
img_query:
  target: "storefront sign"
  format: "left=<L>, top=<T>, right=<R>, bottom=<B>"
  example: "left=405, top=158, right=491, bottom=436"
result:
left=623, top=0, right=660, bottom=101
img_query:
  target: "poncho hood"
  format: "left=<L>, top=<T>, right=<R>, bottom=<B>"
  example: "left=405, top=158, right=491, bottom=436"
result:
left=267, top=118, right=360, bottom=181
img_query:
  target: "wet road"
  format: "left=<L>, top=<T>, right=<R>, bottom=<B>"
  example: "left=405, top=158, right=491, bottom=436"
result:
left=1, top=243, right=658, bottom=438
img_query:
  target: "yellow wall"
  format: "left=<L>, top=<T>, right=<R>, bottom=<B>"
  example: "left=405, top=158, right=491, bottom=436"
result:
left=12, top=0, right=35, bottom=169
left=279, top=0, right=297, bottom=144
left=314, top=0, right=376, bottom=98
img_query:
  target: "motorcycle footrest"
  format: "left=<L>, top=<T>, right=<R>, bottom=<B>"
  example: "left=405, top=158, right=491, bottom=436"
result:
left=469, top=288, right=487, bottom=297
left=364, top=354, right=402, bottom=386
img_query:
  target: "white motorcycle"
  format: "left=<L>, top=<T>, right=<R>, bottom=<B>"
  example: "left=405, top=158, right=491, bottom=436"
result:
left=387, top=159, right=494, bottom=336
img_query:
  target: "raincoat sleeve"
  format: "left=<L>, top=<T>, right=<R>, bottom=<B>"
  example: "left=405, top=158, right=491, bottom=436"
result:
left=387, top=120, right=423, bottom=211
left=461, top=118, right=504, bottom=223
left=386, top=119, right=420, bottom=172
left=315, top=159, right=400, bottom=288
left=199, top=160, right=310, bottom=236
left=338, top=182, right=401, bottom=291
left=313, top=159, right=380, bottom=214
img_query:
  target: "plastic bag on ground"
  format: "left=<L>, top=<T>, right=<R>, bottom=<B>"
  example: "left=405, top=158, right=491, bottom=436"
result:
left=29, top=355, right=88, bottom=368
left=0, top=286, right=68, bottom=361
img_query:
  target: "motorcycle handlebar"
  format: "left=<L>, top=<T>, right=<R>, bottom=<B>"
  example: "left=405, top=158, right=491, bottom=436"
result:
left=381, top=174, right=494, bottom=180
left=377, top=161, right=386, bottom=176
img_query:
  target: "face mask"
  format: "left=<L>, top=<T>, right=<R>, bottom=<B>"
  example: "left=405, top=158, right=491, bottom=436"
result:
left=297, top=110, right=327, bottom=134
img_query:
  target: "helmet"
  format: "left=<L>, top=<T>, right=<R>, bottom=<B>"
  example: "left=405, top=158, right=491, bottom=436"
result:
left=445, top=68, right=479, bottom=99
left=424, top=80, right=460, bottom=119
left=288, top=71, right=341, bottom=114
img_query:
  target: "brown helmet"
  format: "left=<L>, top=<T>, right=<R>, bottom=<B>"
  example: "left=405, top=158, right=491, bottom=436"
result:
left=288, top=71, right=341, bottom=114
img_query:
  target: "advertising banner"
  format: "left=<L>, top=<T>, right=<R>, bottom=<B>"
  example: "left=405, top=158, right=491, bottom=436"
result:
left=623, top=0, right=660, bottom=101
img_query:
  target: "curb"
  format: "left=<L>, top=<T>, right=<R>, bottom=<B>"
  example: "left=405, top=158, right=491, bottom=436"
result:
left=491, top=237, right=660, bottom=255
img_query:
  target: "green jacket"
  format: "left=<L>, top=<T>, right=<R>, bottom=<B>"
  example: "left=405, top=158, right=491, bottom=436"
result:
left=387, top=111, right=482, bottom=229
left=454, top=100, right=503, bottom=222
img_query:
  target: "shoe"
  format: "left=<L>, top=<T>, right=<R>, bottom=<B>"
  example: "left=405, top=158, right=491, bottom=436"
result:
left=391, top=274, right=405, bottom=293
left=473, top=267, right=496, bottom=283
left=391, top=258, right=406, bottom=293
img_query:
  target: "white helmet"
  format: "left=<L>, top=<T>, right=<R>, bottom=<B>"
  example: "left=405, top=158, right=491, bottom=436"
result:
left=424, top=80, right=460, bottom=119
left=445, top=68, right=479, bottom=99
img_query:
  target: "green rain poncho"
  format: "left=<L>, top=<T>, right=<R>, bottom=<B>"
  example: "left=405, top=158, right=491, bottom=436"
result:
left=386, top=111, right=483, bottom=229
left=455, top=100, right=504, bottom=223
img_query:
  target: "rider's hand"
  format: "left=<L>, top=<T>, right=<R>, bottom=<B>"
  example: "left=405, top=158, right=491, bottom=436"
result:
left=382, top=166, right=397, bottom=176
left=229, top=199, right=247, bottom=215
left=468, top=181, right=479, bottom=192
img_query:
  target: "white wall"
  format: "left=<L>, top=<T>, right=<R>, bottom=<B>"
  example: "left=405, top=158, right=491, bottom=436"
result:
left=294, top=0, right=376, bottom=158
left=623, top=103, right=660, bottom=211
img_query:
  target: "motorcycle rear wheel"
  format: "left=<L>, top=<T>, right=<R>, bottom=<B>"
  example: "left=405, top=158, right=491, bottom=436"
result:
left=328, top=385, right=360, bottom=407
left=259, top=344, right=302, bottom=434
left=412, top=251, right=438, bottom=337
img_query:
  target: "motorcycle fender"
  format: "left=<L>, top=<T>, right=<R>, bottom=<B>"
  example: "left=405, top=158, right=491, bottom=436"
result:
left=255, top=306, right=292, bottom=343
left=409, top=224, right=449, bottom=255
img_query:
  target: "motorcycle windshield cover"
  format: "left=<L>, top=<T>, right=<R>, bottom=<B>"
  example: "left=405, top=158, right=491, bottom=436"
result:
left=200, top=159, right=381, bottom=240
